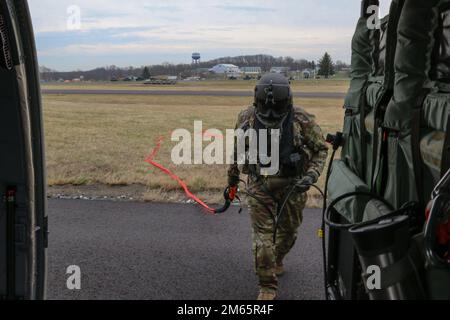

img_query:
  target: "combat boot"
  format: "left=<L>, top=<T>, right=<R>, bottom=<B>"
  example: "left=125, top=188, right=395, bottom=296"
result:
left=257, top=289, right=277, bottom=301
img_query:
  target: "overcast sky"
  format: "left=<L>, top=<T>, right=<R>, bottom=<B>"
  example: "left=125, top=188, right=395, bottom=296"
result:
left=29, top=0, right=391, bottom=71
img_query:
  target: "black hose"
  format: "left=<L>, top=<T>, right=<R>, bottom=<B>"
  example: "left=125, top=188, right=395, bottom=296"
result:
left=241, top=178, right=276, bottom=221
left=324, top=191, right=394, bottom=230
left=214, top=187, right=234, bottom=214
left=272, top=185, right=297, bottom=243
left=320, top=149, right=336, bottom=300
left=272, top=149, right=336, bottom=300
left=272, top=184, right=324, bottom=243
left=214, top=200, right=232, bottom=214
left=317, top=147, right=387, bottom=299
left=241, top=158, right=332, bottom=301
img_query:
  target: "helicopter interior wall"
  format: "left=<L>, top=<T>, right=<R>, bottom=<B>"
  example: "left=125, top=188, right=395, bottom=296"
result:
left=325, top=3, right=379, bottom=299
left=364, top=81, right=384, bottom=183
left=328, top=160, right=372, bottom=223
left=0, top=67, right=19, bottom=296
left=380, top=0, right=442, bottom=208
left=341, top=15, right=374, bottom=180
left=0, top=63, right=37, bottom=299
left=419, top=5, right=450, bottom=197
left=328, top=0, right=450, bottom=301
left=353, top=12, right=390, bottom=187
left=329, top=0, right=407, bottom=231
left=0, top=0, right=38, bottom=299
left=356, top=15, right=389, bottom=185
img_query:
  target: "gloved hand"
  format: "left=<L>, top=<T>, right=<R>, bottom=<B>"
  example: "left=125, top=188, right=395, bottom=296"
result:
left=228, top=175, right=240, bottom=188
left=296, top=172, right=318, bottom=193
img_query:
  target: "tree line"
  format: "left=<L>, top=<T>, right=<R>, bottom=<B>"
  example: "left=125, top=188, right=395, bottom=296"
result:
left=39, top=53, right=347, bottom=81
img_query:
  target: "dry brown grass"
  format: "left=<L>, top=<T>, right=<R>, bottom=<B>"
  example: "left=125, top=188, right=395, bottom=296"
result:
left=42, top=79, right=349, bottom=93
left=43, top=92, right=345, bottom=206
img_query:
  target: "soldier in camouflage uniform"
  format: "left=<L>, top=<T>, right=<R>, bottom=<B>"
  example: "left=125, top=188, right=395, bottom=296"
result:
left=227, top=74, right=328, bottom=300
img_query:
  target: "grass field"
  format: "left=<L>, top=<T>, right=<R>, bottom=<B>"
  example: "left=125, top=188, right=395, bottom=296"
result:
left=43, top=81, right=347, bottom=207
left=42, top=79, right=350, bottom=93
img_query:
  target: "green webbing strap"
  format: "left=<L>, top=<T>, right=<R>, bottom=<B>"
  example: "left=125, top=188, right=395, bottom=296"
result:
left=370, top=0, right=406, bottom=193
left=383, top=0, right=406, bottom=91
left=371, top=90, right=392, bottom=192
left=359, top=85, right=369, bottom=180
left=411, top=109, right=425, bottom=214
left=412, top=89, right=432, bottom=209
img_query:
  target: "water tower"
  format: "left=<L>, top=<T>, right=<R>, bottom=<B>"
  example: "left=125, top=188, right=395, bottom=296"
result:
left=192, top=52, right=201, bottom=65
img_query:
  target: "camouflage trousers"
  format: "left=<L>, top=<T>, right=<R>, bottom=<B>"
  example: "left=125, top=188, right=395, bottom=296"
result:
left=247, top=176, right=307, bottom=293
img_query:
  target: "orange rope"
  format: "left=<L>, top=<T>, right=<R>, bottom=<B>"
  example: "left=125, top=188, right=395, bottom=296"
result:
left=145, top=136, right=216, bottom=214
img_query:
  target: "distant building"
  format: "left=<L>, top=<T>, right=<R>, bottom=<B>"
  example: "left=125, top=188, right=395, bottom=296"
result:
left=302, top=69, right=312, bottom=79
left=192, top=52, right=201, bottom=64
left=209, top=64, right=241, bottom=78
left=241, top=67, right=262, bottom=76
left=184, top=76, right=201, bottom=81
left=270, top=67, right=290, bottom=77
left=123, top=76, right=139, bottom=81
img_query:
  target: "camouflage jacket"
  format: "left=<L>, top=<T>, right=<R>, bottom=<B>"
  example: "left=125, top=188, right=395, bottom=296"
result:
left=228, top=105, right=329, bottom=180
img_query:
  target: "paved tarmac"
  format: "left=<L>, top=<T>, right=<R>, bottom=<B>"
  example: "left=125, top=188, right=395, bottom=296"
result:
left=46, top=199, right=325, bottom=300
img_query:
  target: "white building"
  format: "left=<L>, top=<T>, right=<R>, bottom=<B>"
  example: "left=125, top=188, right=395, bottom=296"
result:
left=270, top=67, right=290, bottom=77
left=209, top=64, right=241, bottom=77
left=241, top=67, right=262, bottom=76
left=302, top=69, right=313, bottom=79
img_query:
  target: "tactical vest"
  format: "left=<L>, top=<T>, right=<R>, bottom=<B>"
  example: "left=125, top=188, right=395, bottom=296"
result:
left=241, top=108, right=305, bottom=178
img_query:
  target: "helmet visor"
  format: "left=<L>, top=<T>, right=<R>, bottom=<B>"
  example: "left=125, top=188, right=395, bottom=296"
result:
left=255, top=84, right=291, bottom=102
left=256, top=100, right=291, bottom=119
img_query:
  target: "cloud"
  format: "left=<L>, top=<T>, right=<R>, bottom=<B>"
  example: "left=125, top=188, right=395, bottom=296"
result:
left=214, top=5, right=275, bottom=12
left=39, top=24, right=353, bottom=56
left=29, top=0, right=367, bottom=70
left=38, top=42, right=193, bottom=56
